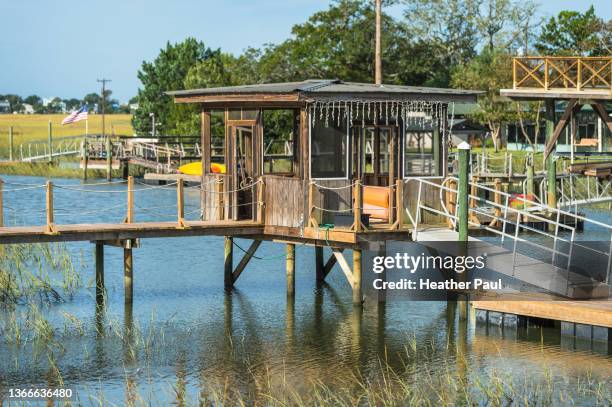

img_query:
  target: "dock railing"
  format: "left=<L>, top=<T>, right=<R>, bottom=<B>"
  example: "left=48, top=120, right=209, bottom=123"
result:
left=405, top=176, right=612, bottom=285
left=0, top=176, right=266, bottom=232
left=512, top=56, right=612, bottom=91
left=307, top=180, right=403, bottom=231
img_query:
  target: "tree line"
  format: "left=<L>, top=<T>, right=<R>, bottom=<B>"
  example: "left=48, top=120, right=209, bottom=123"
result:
left=0, top=91, right=136, bottom=114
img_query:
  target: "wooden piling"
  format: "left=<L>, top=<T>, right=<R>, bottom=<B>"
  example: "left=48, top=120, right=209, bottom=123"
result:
left=126, top=176, right=134, bottom=223
left=82, top=137, right=89, bottom=181
left=124, top=245, right=133, bottom=303
left=352, top=249, right=362, bottom=305
left=177, top=177, right=185, bottom=226
left=224, top=236, right=233, bottom=290
left=457, top=144, right=470, bottom=241
left=353, top=180, right=363, bottom=231
left=545, top=99, right=557, bottom=208
left=45, top=181, right=57, bottom=234
left=526, top=164, right=535, bottom=196
left=491, top=178, right=502, bottom=227
left=315, top=246, right=324, bottom=282
left=106, top=135, right=112, bottom=181
left=286, top=243, right=295, bottom=297
left=395, top=179, right=403, bottom=229
left=47, top=121, right=53, bottom=163
left=95, top=242, right=105, bottom=303
left=257, top=178, right=265, bottom=224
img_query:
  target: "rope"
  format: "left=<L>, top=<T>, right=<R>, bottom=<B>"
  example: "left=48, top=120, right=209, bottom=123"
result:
left=232, top=240, right=305, bottom=261
left=201, top=179, right=262, bottom=195
left=2, top=185, right=46, bottom=192
left=310, top=181, right=356, bottom=190
left=312, top=205, right=354, bottom=213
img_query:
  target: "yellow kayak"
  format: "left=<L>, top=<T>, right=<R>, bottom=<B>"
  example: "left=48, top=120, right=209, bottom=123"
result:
left=178, top=162, right=226, bottom=175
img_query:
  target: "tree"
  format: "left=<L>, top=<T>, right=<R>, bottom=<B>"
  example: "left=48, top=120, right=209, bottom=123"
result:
left=253, top=0, right=444, bottom=86
left=63, top=98, right=82, bottom=111
left=83, top=93, right=100, bottom=112
left=451, top=50, right=515, bottom=151
left=403, top=0, right=478, bottom=65
left=535, top=6, right=610, bottom=55
left=24, top=95, right=42, bottom=106
left=132, top=38, right=216, bottom=136
left=0, top=94, right=23, bottom=113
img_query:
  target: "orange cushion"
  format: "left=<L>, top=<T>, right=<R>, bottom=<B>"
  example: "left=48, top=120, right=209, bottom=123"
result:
left=362, top=186, right=390, bottom=220
left=363, top=186, right=390, bottom=208
left=363, top=203, right=389, bottom=220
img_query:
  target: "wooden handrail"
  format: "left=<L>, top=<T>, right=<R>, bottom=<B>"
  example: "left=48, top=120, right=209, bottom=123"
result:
left=126, top=176, right=134, bottom=223
left=512, top=56, right=612, bottom=92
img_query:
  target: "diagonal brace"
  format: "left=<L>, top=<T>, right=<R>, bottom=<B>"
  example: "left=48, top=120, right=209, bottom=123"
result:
left=232, top=239, right=262, bottom=284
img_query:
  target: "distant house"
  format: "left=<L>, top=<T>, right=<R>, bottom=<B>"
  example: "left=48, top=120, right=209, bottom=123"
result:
left=448, top=103, right=487, bottom=147
left=20, top=103, right=35, bottom=114
left=0, top=100, right=10, bottom=113
left=129, top=103, right=139, bottom=112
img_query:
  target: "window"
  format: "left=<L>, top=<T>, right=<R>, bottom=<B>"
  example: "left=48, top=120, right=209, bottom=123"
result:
left=404, top=131, right=434, bottom=176
left=210, top=110, right=225, bottom=166
left=311, top=114, right=348, bottom=178
left=263, top=109, right=296, bottom=174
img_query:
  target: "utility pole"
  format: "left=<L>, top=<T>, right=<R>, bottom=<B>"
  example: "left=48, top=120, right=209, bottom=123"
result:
left=375, top=0, right=382, bottom=85
left=98, top=78, right=112, bottom=180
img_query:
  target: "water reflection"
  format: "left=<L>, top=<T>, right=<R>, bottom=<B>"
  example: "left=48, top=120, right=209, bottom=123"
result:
left=0, top=175, right=610, bottom=404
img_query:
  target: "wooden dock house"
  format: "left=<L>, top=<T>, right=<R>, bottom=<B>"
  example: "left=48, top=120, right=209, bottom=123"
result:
left=166, top=80, right=479, bottom=304
left=169, top=80, right=479, bottom=243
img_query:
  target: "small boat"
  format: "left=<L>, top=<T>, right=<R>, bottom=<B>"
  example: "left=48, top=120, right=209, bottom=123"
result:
left=178, top=162, right=226, bottom=175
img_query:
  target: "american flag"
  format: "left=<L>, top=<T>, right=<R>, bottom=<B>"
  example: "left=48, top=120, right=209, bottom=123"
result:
left=61, top=105, right=88, bottom=125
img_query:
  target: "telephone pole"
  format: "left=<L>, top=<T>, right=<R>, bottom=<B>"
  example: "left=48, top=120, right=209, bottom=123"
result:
left=375, top=0, right=382, bottom=85
left=98, top=78, right=112, bottom=180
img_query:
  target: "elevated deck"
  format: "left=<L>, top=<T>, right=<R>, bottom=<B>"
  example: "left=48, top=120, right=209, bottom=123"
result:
left=501, top=56, right=612, bottom=100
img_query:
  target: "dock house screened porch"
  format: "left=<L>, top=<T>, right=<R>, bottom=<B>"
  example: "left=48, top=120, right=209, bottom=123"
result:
left=168, top=80, right=479, bottom=241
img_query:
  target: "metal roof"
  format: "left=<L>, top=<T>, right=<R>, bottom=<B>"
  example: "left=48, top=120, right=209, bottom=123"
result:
left=167, top=79, right=481, bottom=102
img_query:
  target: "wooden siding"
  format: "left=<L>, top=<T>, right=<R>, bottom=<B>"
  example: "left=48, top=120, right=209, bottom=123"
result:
left=311, top=179, right=353, bottom=225
left=403, top=178, right=446, bottom=225
left=263, top=176, right=304, bottom=228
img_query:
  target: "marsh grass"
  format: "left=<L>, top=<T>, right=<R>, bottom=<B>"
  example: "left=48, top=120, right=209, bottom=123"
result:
left=0, top=161, right=128, bottom=178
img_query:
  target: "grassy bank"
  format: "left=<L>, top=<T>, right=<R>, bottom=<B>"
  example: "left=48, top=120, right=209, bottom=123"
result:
left=0, top=161, right=128, bottom=179
left=0, top=114, right=133, bottom=157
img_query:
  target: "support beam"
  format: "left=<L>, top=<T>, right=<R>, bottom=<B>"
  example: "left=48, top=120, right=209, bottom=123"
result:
left=433, top=119, right=441, bottom=176
left=457, top=143, right=470, bottom=241
left=95, top=242, right=105, bottom=303
left=231, top=239, right=262, bottom=283
left=124, top=246, right=133, bottom=303
left=332, top=248, right=353, bottom=286
left=224, top=236, right=233, bottom=289
left=315, top=246, right=324, bottom=282
left=591, top=102, right=612, bottom=133
left=352, top=249, right=363, bottom=306
left=286, top=243, right=295, bottom=297
left=545, top=100, right=558, bottom=208
left=544, top=99, right=580, bottom=159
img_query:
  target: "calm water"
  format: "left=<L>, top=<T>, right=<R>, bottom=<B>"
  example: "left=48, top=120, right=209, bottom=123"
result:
left=0, top=175, right=610, bottom=405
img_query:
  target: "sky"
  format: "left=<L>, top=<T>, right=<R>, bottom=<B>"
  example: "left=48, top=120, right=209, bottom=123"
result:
left=0, top=0, right=610, bottom=103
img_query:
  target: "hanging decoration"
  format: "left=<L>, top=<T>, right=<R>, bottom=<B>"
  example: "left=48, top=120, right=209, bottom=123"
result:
left=308, top=99, right=447, bottom=130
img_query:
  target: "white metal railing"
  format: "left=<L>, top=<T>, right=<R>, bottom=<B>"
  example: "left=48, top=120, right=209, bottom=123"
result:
left=405, top=176, right=612, bottom=284
left=19, top=136, right=82, bottom=162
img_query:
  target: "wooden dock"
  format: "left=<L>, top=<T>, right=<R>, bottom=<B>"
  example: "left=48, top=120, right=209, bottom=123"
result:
left=0, top=220, right=262, bottom=244
left=471, top=292, right=612, bottom=328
